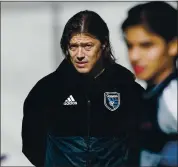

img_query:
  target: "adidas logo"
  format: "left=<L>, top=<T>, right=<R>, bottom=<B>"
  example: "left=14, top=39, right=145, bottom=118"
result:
left=63, top=95, right=77, bottom=105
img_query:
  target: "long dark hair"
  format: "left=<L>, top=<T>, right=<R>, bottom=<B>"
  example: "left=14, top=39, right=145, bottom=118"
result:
left=60, top=10, right=116, bottom=64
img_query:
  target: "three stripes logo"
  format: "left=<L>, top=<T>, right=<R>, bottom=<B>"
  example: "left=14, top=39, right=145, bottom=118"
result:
left=63, top=95, right=77, bottom=105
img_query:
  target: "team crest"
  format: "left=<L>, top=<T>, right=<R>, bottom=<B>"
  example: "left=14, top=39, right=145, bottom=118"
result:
left=104, top=92, right=120, bottom=111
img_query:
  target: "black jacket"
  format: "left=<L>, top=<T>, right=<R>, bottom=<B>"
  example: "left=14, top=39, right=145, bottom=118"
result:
left=22, top=59, right=144, bottom=167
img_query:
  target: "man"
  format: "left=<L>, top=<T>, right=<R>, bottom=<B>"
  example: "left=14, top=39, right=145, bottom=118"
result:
left=22, top=10, right=144, bottom=167
left=121, top=2, right=177, bottom=166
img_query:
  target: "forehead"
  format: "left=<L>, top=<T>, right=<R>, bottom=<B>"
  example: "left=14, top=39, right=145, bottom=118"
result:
left=125, top=25, right=163, bottom=43
left=70, top=33, right=99, bottom=44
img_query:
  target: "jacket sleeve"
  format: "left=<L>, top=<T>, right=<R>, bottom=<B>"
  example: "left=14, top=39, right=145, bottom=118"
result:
left=21, top=80, right=48, bottom=167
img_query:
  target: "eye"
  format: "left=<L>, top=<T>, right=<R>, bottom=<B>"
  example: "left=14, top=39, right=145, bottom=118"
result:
left=140, top=42, right=153, bottom=48
left=84, top=44, right=93, bottom=51
left=69, top=44, right=78, bottom=51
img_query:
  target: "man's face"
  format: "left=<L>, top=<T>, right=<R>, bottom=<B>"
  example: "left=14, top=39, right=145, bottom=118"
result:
left=68, top=33, right=102, bottom=74
left=124, top=25, right=175, bottom=83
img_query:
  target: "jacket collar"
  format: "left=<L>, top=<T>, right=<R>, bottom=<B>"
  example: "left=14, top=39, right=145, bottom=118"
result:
left=54, top=58, right=135, bottom=86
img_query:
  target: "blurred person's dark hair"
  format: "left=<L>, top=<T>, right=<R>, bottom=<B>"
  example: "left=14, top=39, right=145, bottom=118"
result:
left=60, top=10, right=116, bottom=64
left=121, top=1, right=177, bottom=64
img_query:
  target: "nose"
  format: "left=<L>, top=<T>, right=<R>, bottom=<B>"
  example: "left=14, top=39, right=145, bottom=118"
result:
left=129, top=47, right=141, bottom=63
left=76, top=47, right=85, bottom=61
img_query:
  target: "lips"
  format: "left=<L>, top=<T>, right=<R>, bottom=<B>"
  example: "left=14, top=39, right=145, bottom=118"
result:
left=75, top=62, right=87, bottom=68
left=133, top=65, right=145, bottom=74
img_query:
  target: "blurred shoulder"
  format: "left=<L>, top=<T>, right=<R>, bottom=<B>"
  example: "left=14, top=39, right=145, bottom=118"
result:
left=159, top=79, right=177, bottom=119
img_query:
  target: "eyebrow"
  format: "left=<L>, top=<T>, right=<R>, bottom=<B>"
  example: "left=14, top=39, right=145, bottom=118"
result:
left=125, top=39, right=154, bottom=45
left=69, top=42, right=94, bottom=46
left=70, top=41, right=93, bottom=44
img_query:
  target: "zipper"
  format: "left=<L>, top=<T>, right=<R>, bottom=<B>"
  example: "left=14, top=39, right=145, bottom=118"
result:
left=86, top=98, right=91, bottom=167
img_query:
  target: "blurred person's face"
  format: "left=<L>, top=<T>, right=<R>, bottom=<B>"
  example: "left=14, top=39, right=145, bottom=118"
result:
left=68, top=33, right=103, bottom=74
left=124, top=25, right=177, bottom=84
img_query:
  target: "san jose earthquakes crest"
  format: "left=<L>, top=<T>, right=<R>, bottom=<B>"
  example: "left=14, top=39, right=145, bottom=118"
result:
left=104, top=92, right=120, bottom=111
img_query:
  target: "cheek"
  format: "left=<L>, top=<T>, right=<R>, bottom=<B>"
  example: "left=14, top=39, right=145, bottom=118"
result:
left=88, top=49, right=101, bottom=61
left=94, top=48, right=102, bottom=59
left=145, top=49, right=164, bottom=72
left=128, top=53, right=132, bottom=62
left=69, top=51, right=78, bottom=62
left=146, top=47, right=164, bottom=61
left=69, top=51, right=76, bottom=57
left=69, top=55, right=74, bottom=63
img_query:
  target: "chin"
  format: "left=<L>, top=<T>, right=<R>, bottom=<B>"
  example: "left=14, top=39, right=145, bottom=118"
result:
left=76, top=68, right=90, bottom=74
left=137, top=74, right=152, bottom=82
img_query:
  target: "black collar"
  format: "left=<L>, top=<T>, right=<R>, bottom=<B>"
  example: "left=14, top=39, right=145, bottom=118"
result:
left=143, top=69, right=177, bottom=99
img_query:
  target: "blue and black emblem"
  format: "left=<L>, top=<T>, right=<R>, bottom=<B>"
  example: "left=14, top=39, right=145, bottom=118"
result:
left=104, top=92, right=120, bottom=111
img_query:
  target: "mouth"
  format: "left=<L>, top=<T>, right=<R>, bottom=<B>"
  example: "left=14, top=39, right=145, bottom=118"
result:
left=133, top=65, right=145, bottom=74
left=75, top=61, right=88, bottom=68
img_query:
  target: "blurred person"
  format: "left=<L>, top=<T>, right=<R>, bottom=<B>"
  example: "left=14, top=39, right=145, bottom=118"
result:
left=121, top=1, right=177, bottom=167
left=22, top=10, right=144, bottom=167
left=0, top=154, right=7, bottom=164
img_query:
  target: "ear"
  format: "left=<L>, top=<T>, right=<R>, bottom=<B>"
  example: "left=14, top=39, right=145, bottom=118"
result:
left=168, top=38, right=178, bottom=57
left=102, top=45, right=105, bottom=49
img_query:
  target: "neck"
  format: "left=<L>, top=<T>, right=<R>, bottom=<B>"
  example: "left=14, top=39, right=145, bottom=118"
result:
left=147, top=66, right=176, bottom=86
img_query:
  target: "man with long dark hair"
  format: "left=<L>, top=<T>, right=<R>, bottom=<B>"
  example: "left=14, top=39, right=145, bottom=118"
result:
left=22, top=10, right=144, bottom=167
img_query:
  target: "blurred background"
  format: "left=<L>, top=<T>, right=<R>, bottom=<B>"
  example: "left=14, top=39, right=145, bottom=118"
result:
left=1, top=1, right=177, bottom=166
